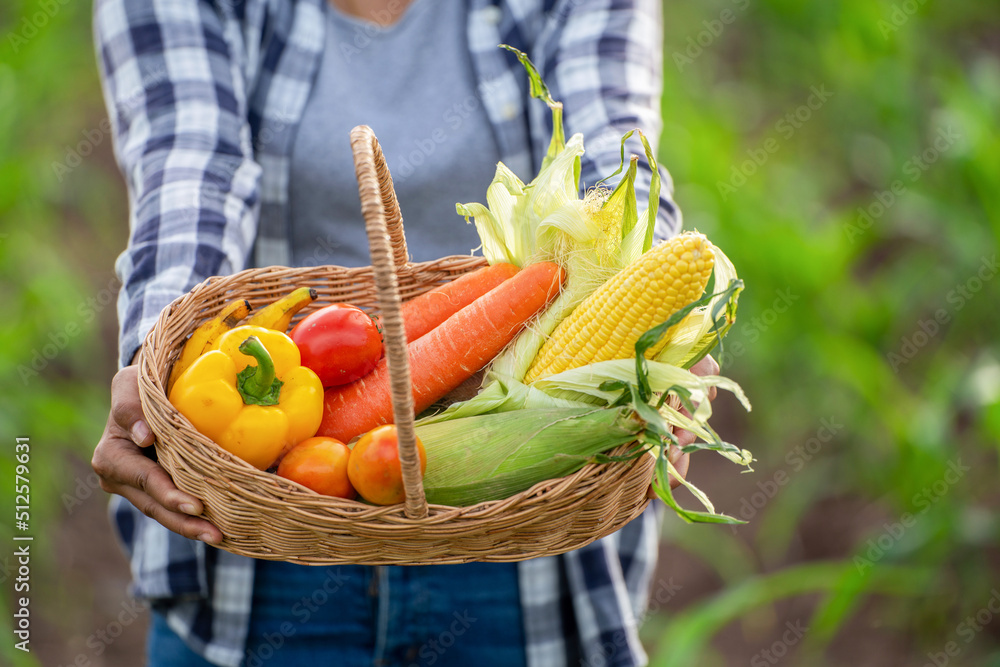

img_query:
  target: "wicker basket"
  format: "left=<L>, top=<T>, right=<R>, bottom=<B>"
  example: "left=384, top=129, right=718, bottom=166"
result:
left=137, top=125, right=655, bottom=565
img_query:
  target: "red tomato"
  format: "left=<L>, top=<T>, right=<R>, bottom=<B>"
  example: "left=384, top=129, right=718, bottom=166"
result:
left=277, top=437, right=355, bottom=499
left=290, top=304, right=383, bottom=387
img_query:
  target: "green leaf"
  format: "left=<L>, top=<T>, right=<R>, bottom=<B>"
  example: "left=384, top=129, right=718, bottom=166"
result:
left=651, top=450, right=744, bottom=524
left=650, top=563, right=935, bottom=667
left=636, top=130, right=661, bottom=253
left=499, top=44, right=567, bottom=173
left=594, top=130, right=641, bottom=244
left=499, top=44, right=556, bottom=107
left=456, top=201, right=517, bottom=266
left=632, top=285, right=728, bottom=394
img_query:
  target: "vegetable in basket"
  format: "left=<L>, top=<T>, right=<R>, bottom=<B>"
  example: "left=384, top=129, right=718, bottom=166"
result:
left=277, top=436, right=356, bottom=499
left=169, top=325, right=324, bottom=470
left=525, top=231, right=715, bottom=382
left=348, top=425, right=427, bottom=505
left=166, top=298, right=251, bottom=393
left=290, top=303, right=384, bottom=387
left=417, top=406, right=645, bottom=506
left=318, top=261, right=565, bottom=443
left=375, top=261, right=520, bottom=342
left=433, top=47, right=753, bottom=523
left=166, top=287, right=317, bottom=393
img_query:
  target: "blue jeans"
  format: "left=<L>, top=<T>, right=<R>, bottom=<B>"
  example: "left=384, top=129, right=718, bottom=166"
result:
left=147, top=560, right=526, bottom=666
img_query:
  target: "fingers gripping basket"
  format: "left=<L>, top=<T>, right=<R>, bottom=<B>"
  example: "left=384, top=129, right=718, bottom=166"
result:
left=137, top=125, right=656, bottom=565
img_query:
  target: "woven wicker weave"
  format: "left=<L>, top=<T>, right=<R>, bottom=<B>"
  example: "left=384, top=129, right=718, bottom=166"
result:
left=136, top=125, right=654, bottom=565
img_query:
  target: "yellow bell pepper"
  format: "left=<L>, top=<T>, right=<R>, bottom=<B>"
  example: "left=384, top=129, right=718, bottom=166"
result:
left=168, top=325, right=324, bottom=470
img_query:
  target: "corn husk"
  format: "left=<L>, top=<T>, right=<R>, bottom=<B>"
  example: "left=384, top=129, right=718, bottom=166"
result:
left=417, top=406, right=645, bottom=506
left=433, top=47, right=754, bottom=523
left=458, top=48, right=667, bottom=385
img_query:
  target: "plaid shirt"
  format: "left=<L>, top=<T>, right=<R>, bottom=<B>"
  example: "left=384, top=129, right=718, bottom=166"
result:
left=96, top=0, right=680, bottom=665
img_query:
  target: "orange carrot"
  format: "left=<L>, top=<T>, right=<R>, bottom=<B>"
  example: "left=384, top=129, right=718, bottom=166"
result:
left=319, top=261, right=565, bottom=443
left=377, top=262, right=520, bottom=342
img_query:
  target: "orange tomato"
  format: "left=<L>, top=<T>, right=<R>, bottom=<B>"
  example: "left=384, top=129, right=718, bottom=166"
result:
left=276, top=437, right=355, bottom=499
left=348, top=425, right=426, bottom=505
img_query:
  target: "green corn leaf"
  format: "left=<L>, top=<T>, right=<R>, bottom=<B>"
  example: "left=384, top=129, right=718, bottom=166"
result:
left=636, top=130, right=661, bottom=253
left=499, top=44, right=567, bottom=174
left=651, top=450, right=744, bottom=525
left=655, top=246, right=742, bottom=368
left=595, top=129, right=641, bottom=243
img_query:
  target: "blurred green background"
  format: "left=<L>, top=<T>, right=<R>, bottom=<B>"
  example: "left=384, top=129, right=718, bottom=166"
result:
left=1, top=0, right=998, bottom=665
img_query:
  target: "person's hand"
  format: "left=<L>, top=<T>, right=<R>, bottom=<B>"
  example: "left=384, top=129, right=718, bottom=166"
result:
left=92, top=365, right=223, bottom=544
left=648, top=354, right=719, bottom=496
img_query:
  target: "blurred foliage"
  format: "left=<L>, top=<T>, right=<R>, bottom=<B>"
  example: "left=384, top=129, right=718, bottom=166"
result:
left=1, top=0, right=999, bottom=665
left=1, top=0, right=123, bottom=664
left=650, top=0, right=1000, bottom=663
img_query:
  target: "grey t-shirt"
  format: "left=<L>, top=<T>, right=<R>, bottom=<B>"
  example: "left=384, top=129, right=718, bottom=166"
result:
left=288, top=0, right=503, bottom=267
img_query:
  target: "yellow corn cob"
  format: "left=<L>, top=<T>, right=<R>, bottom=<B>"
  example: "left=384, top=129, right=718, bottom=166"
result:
left=525, top=232, right=714, bottom=382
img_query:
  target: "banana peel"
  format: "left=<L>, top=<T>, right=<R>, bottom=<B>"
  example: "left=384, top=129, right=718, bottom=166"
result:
left=166, top=287, right=318, bottom=393
left=167, top=299, right=252, bottom=392
left=245, top=287, right=318, bottom=332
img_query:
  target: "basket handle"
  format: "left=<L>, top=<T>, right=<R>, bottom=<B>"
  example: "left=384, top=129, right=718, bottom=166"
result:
left=350, top=125, right=427, bottom=520
left=357, top=128, right=409, bottom=273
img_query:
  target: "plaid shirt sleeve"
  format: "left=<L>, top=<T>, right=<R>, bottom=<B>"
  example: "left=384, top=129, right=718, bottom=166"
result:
left=94, top=0, right=261, bottom=367
left=96, top=2, right=263, bottom=663
left=531, top=0, right=681, bottom=242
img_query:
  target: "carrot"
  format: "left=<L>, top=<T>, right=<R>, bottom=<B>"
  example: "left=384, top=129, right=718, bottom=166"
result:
left=319, top=261, right=566, bottom=443
left=376, top=262, right=520, bottom=342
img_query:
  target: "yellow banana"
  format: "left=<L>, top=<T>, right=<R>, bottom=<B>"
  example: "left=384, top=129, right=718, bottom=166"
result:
left=244, top=287, right=318, bottom=332
left=167, top=299, right=252, bottom=392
